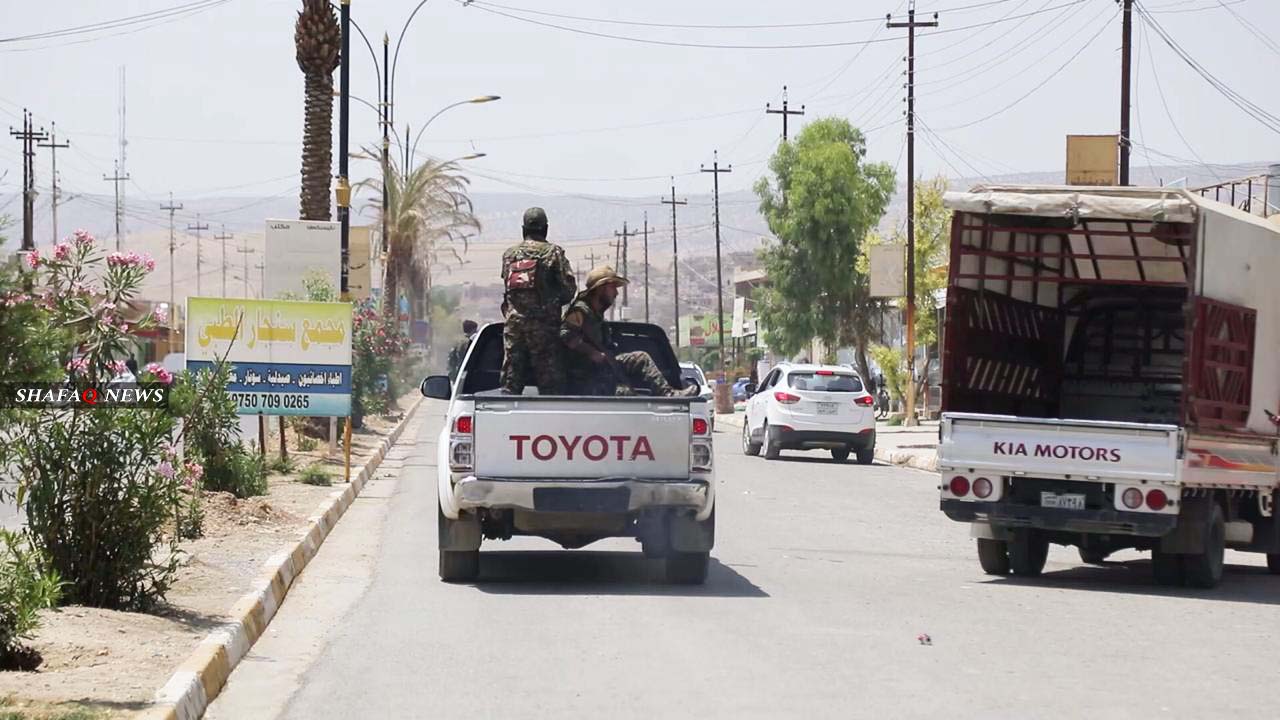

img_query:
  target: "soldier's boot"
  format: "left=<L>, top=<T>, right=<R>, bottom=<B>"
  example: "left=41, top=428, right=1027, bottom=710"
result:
left=670, top=384, right=701, bottom=398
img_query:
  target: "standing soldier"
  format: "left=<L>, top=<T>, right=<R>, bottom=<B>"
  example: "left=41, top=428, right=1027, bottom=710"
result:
left=561, top=266, right=699, bottom=397
left=447, top=319, right=478, bottom=383
left=500, top=207, right=576, bottom=394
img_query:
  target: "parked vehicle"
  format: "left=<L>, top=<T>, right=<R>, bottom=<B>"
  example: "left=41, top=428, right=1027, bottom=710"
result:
left=731, top=377, right=752, bottom=402
left=741, top=363, right=876, bottom=463
left=680, top=362, right=715, bottom=432
left=421, top=321, right=715, bottom=584
left=937, top=185, right=1280, bottom=588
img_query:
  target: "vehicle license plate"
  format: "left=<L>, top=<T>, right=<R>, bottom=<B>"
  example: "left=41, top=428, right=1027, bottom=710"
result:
left=817, top=402, right=838, bottom=415
left=1041, top=492, right=1086, bottom=510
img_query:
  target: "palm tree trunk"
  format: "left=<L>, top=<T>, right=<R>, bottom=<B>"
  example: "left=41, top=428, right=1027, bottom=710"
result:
left=300, top=74, right=334, bottom=221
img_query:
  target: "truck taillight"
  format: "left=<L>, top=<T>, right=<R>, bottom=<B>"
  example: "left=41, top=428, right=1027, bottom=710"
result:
left=692, top=418, right=709, bottom=436
left=949, top=476, right=970, bottom=497
left=774, top=392, right=800, bottom=404
left=1122, top=488, right=1143, bottom=509
left=854, top=395, right=874, bottom=407
left=450, top=441, right=474, bottom=472
left=691, top=442, right=713, bottom=472
left=1146, top=489, right=1168, bottom=511
left=972, top=477, right=993, bottom=499
left=454, top=415, right=473, bottom=434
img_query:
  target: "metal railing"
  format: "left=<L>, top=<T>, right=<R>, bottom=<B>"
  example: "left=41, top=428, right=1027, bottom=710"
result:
left=1191, top=174, right=1277, bottom=218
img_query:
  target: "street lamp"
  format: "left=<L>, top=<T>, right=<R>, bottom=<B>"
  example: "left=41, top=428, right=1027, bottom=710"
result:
left=407, top=96, right=501, bottom=170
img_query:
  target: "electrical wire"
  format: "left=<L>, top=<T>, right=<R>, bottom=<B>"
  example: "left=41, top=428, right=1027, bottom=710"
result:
left=1, top=1, right=227, bottom=42
left=1211, top=0, right=1280, bottom=58
left=1, top=2, right=231, bottom=53
left=1140, top=19, right=1221, bottom=182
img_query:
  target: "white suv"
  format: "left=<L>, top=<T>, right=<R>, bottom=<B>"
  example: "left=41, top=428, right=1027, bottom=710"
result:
left=742, top=363, right=876, bottom=463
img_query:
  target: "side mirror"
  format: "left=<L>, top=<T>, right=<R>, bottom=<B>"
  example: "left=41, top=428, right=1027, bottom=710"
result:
left=745, top=383, right=757, bottom=396
left=420, top=375, right=452, bottom=400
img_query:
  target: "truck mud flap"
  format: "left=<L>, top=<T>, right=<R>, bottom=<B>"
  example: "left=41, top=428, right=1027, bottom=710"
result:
left=670, top=507, right=715, bottom=553
left=533, top=487, right=631, bottom=513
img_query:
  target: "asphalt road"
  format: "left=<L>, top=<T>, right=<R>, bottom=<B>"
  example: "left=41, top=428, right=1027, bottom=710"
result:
left=208, top=400, right=1280, bottom=720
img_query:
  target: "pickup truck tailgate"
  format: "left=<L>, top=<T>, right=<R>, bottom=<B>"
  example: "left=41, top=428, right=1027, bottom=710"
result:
left=473, top=397, right=695, bottom=479
left=940, top=412, right=1180, bottom=483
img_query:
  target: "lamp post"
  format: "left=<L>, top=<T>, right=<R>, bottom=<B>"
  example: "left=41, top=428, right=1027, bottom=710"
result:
left=407, top=96, right=501, bottom=170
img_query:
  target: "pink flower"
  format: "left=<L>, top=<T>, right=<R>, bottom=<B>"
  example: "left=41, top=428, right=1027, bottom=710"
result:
left=156, top=461, right=176, bottom=480
left=24, top=250, right=39, bottom=269
left=73, top=229, right=94, bottom=247
left=66, top=357, right=90, bottom=376
left=53, top=242, right=71, bottom=261
left=144, top=256, right=157, bottom=272
left=145, top=362, right=174, bottom=385
left=107, top=360, right=128, bottom=375
left=153, top=305, right=168, bottom=324
left=184, top=461, right=203, bottom=482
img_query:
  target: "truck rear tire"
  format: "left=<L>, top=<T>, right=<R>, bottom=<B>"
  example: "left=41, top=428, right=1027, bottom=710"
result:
left=1078, top=547, right=1110, bottom=565
left=665, top=551, right=710, bottom=584
left=1152, top=550, right=1184, bottom=586
left=1268, top=554, right=1280, bottom=575
left=1183, top=503, right=1226, bottom=589
left=831, top=447, right=850, bottom=463
left=763, top=424, right=781, bottom=460
left=977, top=538, right=1010, bottom=575
left=439, top=550, right=480, bottom=582
left=855, top=448, right=874, bottom=465
left=1008, top=530, right=1049, bottom=577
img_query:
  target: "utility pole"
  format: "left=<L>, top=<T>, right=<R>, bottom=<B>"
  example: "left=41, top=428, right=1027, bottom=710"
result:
left=37, top=123, right=69, bottom=245
left=214, top=225, right=234, bottom=297
left=765, top=85, right=805, bottom=142
left=610, top=239, right=622, bottom=320
left=237, top=245, right=253, bottom=298
left=585, top=250, right=600, bottom=269
left=641, top=212, right=651, bottom=322
left=381, top=33, right=391, bottom=272
left=700, top=150, right=732, bottom=381
left=614, top=221, right=637, bottom=312
left=9, top=110, right=48, bottom=252
left=187, top=215, right=209, bottom=297
left=337, top=0, right=352, bottom=301
left=662, top=178, right=688, bottom=347
left=1119, top=0, right=1133, bottom=186
left=103, top=160, right=130, bottom=250
left=889, top=1, right=938, bottom=428
left=161, top=193, right=184, bottom=352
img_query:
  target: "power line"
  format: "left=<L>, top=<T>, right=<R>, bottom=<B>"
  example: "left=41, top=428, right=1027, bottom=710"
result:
left=1, top=0, right=227, bottom=43
left=0, top=2, right=231, bottom=53
left=1140, top=19, right=1221, bottom=181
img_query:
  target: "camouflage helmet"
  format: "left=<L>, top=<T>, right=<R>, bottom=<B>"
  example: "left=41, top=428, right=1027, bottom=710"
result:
left=522, top=206, right=548, bottom=234
left=581, top=266, right=629, bottom=296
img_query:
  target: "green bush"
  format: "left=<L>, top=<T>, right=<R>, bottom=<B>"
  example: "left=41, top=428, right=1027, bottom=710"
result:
left=0, top=530, right=63, bottom=670
left=173, top=364, right=268, bottom=499
left=297, top=434, right=319, bottom=452
left=269, top=455, right=297, bottom=474
left=298, top=464, right=332, bottom=486
left=352, top=299, right=409, bottom=421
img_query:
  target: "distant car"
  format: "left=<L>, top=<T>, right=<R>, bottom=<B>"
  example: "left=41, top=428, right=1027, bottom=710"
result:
left=679, top=362, right=715, bottom=432
left=731, top=377, right=752, bottom=402
left=742, top=362, right=876, bottom=464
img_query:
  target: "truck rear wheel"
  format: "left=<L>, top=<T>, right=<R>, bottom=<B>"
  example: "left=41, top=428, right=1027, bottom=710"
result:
left=439, top=550, right=480, bottom=582
left=855, top=448, right=874, bottom=465
left=665, top=551, right=710, bottom=584
left=1268, top=554, right=1280, bottom=575
left=830, top=447, right=850, bottom=463
left=1008, top=530, right=1049, bottom=577
left=977, top=538, right=1010, bottom=575
left=1183, top=503, right=1226, bottom=589
left=1151, top=550, right=1183, bottom=586
left=1078, top=547, right=1110, bottom=565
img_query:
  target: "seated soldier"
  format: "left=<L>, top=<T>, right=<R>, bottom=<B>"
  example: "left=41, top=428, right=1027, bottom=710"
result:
left=560, top=266, right=699, bottom=398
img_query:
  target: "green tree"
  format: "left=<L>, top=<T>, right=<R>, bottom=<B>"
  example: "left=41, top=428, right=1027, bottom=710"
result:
left=753, top=117, right=896, bottom=382
left=294, top=0, right=340, bottom=222
left=862, top=176, right=951, bottom=401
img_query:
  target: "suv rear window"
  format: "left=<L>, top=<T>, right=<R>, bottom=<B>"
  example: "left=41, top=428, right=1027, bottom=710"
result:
left=786, top=372, right=863, bottom=393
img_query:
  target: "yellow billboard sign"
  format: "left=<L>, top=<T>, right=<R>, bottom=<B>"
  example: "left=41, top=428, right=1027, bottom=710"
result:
left=1066, top=135, right=1118, bottom=186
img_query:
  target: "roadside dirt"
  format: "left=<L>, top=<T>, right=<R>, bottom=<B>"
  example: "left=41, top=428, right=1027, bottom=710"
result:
left=0, top=393, right=419, bottom=716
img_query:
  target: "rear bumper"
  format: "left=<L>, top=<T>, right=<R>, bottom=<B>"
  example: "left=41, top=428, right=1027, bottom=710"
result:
left=940, top=499, right=1177, bottom=537
left=774, top=427, right=875, bottom=450
left=454, top=476, right=712, bottom=516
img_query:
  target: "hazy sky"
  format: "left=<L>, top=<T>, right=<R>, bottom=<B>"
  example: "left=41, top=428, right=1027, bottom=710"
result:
left=2, top=0, right=1278, bottom=215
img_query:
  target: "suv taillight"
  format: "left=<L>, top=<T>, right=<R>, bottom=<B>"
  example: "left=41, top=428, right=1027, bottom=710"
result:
left=692, top=418, right=709, bottom=435
left=454, top=415, right=473, bottom=434
left=774, top=392, right=800, bottom=404
left=854, top=395, right=874, bottom=406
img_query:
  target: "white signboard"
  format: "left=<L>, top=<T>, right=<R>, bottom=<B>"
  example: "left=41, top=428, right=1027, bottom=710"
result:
left=264, top=219, right=340, bottom=299
left=870, top=244, right=906, bottom=298
left=731, top=297, right=747, bottom=338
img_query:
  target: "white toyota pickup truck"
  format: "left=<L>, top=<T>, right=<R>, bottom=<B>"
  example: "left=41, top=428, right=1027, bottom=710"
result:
left=419, top=321, right=715, bottom=584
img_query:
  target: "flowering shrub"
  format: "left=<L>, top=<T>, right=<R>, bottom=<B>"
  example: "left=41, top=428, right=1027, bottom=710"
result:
left=7, top=231, right=187, bottom=609
left=171, top=363, right=267, bottom=500
left=352, top=298, right=410, bottom=420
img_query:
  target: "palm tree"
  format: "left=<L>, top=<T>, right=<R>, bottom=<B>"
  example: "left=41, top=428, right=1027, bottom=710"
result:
left=358, top=151, right=481, bottom=323
left=294, top=0, right=340, bottom=221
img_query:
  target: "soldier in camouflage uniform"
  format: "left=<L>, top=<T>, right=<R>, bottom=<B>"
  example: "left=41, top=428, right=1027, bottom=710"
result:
left=561, top=266, right=700, bottom=398
left=447, top=319, right=478, bottom=383
left=500, top=207, right=577, bottom=394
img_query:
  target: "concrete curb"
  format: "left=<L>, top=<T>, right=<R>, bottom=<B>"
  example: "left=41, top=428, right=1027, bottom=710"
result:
left=717, top=412, right=937, bottom=471
left=141, top=398, right=425, bottom=720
